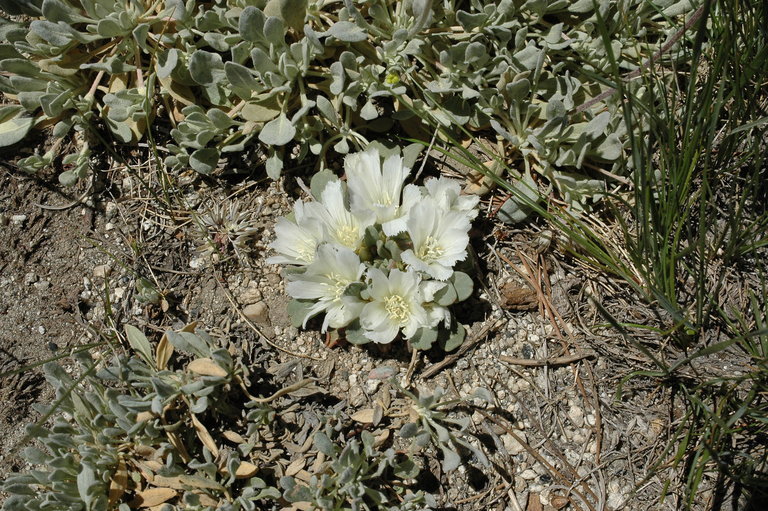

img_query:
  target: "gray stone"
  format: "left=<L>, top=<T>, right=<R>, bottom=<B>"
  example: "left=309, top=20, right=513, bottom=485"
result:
left=244, top=301, right=270, bottom=325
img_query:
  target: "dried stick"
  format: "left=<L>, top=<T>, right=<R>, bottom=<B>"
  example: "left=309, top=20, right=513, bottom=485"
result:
left=500, top=350, right=596, bottom=367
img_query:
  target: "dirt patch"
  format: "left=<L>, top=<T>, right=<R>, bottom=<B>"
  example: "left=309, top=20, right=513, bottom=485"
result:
left=0, top=171, right=98, bottom=475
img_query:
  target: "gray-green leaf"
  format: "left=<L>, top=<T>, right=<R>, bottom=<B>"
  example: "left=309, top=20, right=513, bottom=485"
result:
left=124, top=324, right=153, bottom=364
left=326, top=21, right=367, bottom=42
left=0, top=114, right=34, bottom=147
left=189, top=147, right=220, bottom=174
left=258, top=113, right=295, bottom=146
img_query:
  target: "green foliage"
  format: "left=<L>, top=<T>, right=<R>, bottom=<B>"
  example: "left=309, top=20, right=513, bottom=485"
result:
left=280, top=429, right=434, bottom=511
left=594, top=0, right=768, bottom=506
left=398, top=384, right=489, bottom=473
left=1, top=0, right=693, bottom=204
left=0, top=325, right=433, bottom=510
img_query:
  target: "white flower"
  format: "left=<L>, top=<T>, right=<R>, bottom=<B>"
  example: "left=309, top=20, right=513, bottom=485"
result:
left=266, top=201, right=325, bottom=266
left=286, top=244, right=366, bottom=331
left=401, top=198, right=471, bottom=280
left=424, top=176, right=480, bottom=220
left=314, top=180, right=374, bottom=251
left=345, top=147, right=418, bottom=236
left=359, top=268, right=431, bottom=344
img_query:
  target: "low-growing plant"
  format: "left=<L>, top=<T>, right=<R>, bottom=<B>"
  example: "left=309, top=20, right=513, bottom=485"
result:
left=191, top=199, right=262, bottom=263
left=268, top=145, right=478, bottom=350
left=2, top=325, right=292, bottom=511
left=1, top=323, right=447, bottom=511
left=0, top=0, right=695, bottom=213
left=280, top=428, right=435, bottom=511
left=397, top=384, right=490, bottom=473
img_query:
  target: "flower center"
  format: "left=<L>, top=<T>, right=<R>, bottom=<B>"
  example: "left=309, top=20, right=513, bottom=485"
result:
left=335, top=224, right=359, bottom=248
left=384, top=294, right=410, bottom=323
left=330, top=275, right=348, bottom=301
left=417, top=236, right=444, bottom=262
left=297, top=240, right=316, bottom=262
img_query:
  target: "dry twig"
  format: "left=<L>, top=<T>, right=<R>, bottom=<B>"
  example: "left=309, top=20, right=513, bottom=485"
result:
left=500, top=350, right=597, bottom=367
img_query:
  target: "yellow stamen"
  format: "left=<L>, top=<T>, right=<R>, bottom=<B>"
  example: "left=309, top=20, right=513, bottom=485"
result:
left=384, top=294, right=410, bottom=323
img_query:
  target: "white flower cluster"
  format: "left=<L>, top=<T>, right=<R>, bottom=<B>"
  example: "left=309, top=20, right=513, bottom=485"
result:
left=268, top=147, right=479, bottom=346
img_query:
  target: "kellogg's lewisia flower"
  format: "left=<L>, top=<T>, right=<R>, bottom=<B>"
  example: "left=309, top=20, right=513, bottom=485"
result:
left=313, top=180, right=374, bottom=252
left=266, top=200, right=325, bottom=266
left=401, top=197, right=472, bottom=280
left=359, top=268, right=431, bottom=344
left=269, top=145, right=479, bottom=349
left=345, top=147, right=420, bottom=236
left=286, top=244, right=366, bottom=332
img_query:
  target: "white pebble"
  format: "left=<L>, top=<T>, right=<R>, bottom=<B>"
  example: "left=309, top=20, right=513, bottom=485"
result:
left=568, top=405, right=585, bottom=427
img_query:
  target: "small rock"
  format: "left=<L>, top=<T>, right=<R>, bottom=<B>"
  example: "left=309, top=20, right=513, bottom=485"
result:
left=10, top=214, right=27, bottom=225
left=93, top=265, right=112, bottom=279
left=105, top=222, right=115, bottom=231
left=24, top=272, right=38, bottom=285
left=38, top=326, right=46, bottom=335
left=33, top=280, right=50, bottom=291
left=105, top=202, right=118, bottom=219
left=364, top=378, right=380, bottom=395
left=243, top=301, right=270, bottom=325
left=520, top=469, right=538, bottom=480
left=568, top=405, right=585, bottom=427
left=240, top=282, right=263, bottom=304
left=502, top=431, right=527, bottom=455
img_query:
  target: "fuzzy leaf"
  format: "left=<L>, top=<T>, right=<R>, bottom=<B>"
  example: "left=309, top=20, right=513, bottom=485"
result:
left=239, top=6, right=266, bottom=42
left=360, top=100, right=378, bottom=120
left=265, top=149, right=283, bottom=179
left=394, top=457, right=419, bottom=479
left=326, top=21, right=367, bottom=42
left=313, top=431, right=335, bottom=456
left=188, top=358, right=228, bottom=378
left=432, top=283, right=458, bottom=306
left=315, top=95, right=338, bottom=124
left=189, top=147, right=220, bottom=175
left=410, top=327, right=438, bottom=350
left=309, top=168, right=338, bottom=200
left=441, top=322, right=466, bottom=352
left=451, top=272, right=473, bottom=302
left=76, top=464, right=96, bottom=508
left=124, top=325, right=153, bottom=364
left=263, top=16, right=286, bottom=46
left=287, top=298, right=315, bottom=328
left=156, top=49, right=178, bottom=79
left=189, top=50, right=225, bottom=86
left=344, top=319, right=371, bottom=345
left=224, top=62, right=259, bottom=98
left=0, top=114, right=34, bottom=147
left=278, top=0, right=307, bottom=31
left=399, top=422, right=419, bottom=439
left=258, top=113, right=295, bottom=146
left=441, top=446, right=462, bottom=472
left=593, top=133, right=622, bottom=160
